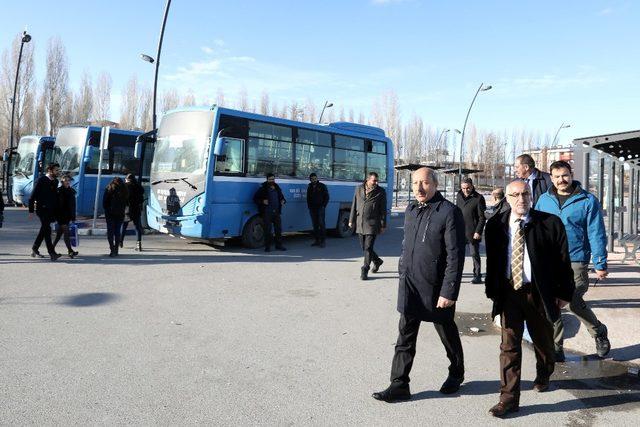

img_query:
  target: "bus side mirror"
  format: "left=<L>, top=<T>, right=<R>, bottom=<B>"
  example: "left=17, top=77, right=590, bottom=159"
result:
left=214, top=137, right=228, bottom=156
left=37, top=151, right=43, bottom=162
left=134, top=141, right=143, bottom=159
left=84, top=146, right=96, bottom=163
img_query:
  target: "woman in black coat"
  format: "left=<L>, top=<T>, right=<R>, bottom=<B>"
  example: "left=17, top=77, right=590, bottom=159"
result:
left=103, top=177, right=128, bottom=257
left=120, top=174, right=145, bottom=251
left=53, top=175, right=78, bottom=258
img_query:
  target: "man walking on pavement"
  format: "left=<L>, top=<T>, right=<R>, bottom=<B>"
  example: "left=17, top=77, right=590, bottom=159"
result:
left=349, top=172, right=387, bottom=280
left=372, top=167, right=466, bottom=402
left=253, top=173, right=286, bottom=252
left=514, top=154, right=552, bottom=205
left=486, top=187, right=508, bottom=220
left=28, top=163, right=62, bottom=261
left=456, top=177, right=486, bottom=284
left=307, top=173, right=329, bottom=247
left=484, top=180, right=574, bottom=417
left=535, top=160, right=611, bottom=362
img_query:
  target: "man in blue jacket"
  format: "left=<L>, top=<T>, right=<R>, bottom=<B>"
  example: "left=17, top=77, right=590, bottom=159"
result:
left=535, top=160, right=610, bottom=361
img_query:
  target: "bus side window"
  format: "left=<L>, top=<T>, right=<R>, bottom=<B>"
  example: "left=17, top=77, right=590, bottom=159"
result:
left=215, top=137, right=244, bottom=174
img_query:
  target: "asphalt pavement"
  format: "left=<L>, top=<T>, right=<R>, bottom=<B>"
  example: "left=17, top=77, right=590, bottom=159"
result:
left=1, top=207, right=639, bottom=425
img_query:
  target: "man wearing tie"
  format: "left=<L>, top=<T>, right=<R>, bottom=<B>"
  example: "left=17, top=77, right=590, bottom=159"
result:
left=484, top=180, right=574, bottom=417
left=514, top=154, right=552, bottom=205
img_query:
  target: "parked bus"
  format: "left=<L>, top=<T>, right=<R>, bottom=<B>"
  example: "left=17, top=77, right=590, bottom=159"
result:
left=146, top=106, right=394, bottom=247
left=52, top=125, right=144, bottom=216
left=10, top=135, right=55, bottom=206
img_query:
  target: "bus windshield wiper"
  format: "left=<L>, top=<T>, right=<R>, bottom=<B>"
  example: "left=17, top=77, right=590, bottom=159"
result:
left=151, top=177, right=198, bottom=190
left=179, top=177, right=197, bottom=190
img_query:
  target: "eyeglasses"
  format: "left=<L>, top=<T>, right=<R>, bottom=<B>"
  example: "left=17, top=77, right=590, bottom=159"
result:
left=507, top=191, right=531, bottom=199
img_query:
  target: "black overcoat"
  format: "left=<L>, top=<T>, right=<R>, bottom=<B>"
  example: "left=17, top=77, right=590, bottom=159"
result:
left=349, top=184, right=387, bottom=235
left=55, top=186, right=76, bottom=224
left=397, top=191, right=466, bottom=323
left=531, top=168, right=552, bottom=205
left=253, top=182, right=286, bottom=216
left=455, top=190, right=487, bottom=242
left=484, top=208, right=575, bottom=323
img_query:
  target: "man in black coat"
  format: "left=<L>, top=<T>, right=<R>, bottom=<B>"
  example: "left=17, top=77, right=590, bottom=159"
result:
left=514, top=154, right=552, bottom=205
left=372, top=167, right=466, bottom=403
left=484, top=180, right=574, bottom=417
left=307, top=173, right=329, bottom=247
left=253, top=173, right=286, bottom=252
left=349, top=172, right=387, bottom=280
left=28, top=163, right=61, bottom=261
left=456, top=177, right=486, bottom=284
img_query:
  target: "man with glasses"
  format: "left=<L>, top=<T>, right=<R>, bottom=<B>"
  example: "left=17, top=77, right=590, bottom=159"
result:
left=349, top=172, right=386, bottom=280
left=484, top=180, right=574, bottom=417
left=535, top=160, right=610, bottom=362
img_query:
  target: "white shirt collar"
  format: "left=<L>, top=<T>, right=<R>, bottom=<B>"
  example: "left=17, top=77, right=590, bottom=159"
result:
left=510, top=212, right=530, bottom=225
left=527, top=169, right=537, bottom=181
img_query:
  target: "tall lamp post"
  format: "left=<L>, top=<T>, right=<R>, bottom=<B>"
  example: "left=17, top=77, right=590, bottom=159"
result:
left=318, top=101, right=333, bottom=124
left=6, top=30, right=32, bottom=204
left=458, top=83, right=492, bottom=185
left=552, top=122, right=571, bottom=146
left=434, top=128, right=450, bottom=165
left=141, top=0, right=172, bottom=133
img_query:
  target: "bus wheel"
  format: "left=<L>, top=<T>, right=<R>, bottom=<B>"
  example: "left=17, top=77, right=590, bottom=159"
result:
left=242, top=215, right=265, bottom=248
left=335, top=210, right=352, bottom=238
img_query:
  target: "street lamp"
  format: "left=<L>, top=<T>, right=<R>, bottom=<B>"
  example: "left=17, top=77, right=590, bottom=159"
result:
left=552, top=122, right=571, bottom=146
left=458, top=83, right=492, bottom=184
left=318, top=101, right=333, bottom=124
left=6, top=30, right=32, bottom=204
left=140, top=0, right=172, bottom=133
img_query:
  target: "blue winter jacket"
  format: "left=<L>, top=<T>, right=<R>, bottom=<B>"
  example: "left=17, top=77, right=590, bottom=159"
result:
left=535, top=183, right=607, bottom=270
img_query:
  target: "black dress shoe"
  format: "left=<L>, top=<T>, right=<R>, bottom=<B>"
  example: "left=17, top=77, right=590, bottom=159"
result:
left=471, top=277, right=483, bottom=284
left=489, top=401, right=519, bottom=417
left=275, top=246, right=287, bottom=251
left=265, top=247, right=271, bottom=252
left=533, top=378, right=550, bottom=392
left=360, top=267, right=369, bottom=281
left=371, top=259, right=383, bottom=273
left=439, top=375, right=464, bottom=394
left=50, top=253, right=62, bottom=261
left=31, top=250, right=45, bottom=258
left=372, top=384, right=411, bottom=403
left=311, top=241, right=320, bottom=246
left=555, top=349, right=566, bottom=362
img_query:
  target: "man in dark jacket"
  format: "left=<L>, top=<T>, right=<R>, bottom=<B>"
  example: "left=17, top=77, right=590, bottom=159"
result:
left=349, top=172, right=387, bottom=280
left=28, top=163, right=61, bottom=261
left=253, top=173, right=286, bottom=252
left=53, top=174, right=78, bottom=258
left=307, top=173, right=329, bottom=247
left=485, top=188, right=509, bottom=220
left=484, top=180, right=574, bottom=417
left=456, top=178, right=486, bottom=284
left=514, top=154, right=552, bottom=205
left=372, top=168, right=466, bottom=403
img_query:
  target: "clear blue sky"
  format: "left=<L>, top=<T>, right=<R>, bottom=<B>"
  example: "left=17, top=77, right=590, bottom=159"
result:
left=1, top=0, right=638, bottom=145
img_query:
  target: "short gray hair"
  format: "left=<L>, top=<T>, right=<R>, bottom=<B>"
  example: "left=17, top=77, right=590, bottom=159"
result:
left=415, top=167, right=438, bottom=186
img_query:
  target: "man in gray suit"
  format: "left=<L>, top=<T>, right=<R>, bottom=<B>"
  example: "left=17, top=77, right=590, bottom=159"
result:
left=349, top=172, right=387, bottom=280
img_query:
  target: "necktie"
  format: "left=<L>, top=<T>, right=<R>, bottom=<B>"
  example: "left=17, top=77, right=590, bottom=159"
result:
left=511, top=219, right=525, bottom=290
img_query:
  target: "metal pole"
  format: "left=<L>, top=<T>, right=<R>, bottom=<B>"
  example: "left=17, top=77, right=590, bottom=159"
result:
left=92, top=127, right=110, bottom=231
left=7, top=31, right=30, bottom=203
left=152, top=0, right=172, bottom=133
left=459, top=83, right=484, bottom=183
left=318, top=101, right=329, bottom=124
left=551, top=123, right=569, bottom=146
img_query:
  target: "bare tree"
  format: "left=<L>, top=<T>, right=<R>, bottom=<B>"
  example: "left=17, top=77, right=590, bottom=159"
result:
left=403, top=113, right=424, bottom=163
left=237, top=87, right=248, bottom=111
left=348, top=108, right=355, bottom=123
left=34, top=86, right=47, bottom=135
left=0, top=32, right=36, bottom=149
left=74, top=70, right=93, bottom=124
left=44, top=36, right=69, bottom=136
left=289, top=101, right=302, bottom=121
left=120, top=74, right=139, bottom=129
left=61, top=90, right=74, bottom=126
left=93, top=71, right=112, bottom=122
left=182, top=89, right=196, bottom=107
left=304, top=98, right=316, bottom=122
left=138, top=85, right=152, bottom=131
left=260, top=91, right=270, bottom=115
left=357, top=111, right=365, bottom=124
left=160, top=88, right=179, bottom=114
left=215, top=88, right=225, bottom=107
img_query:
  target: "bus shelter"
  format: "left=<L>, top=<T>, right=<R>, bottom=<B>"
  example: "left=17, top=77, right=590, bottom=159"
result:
left=441, top=168, right=483, bottom=202
left=573, top=130, right=640, bottom=252
left=393, top=164, right=444, bottom=206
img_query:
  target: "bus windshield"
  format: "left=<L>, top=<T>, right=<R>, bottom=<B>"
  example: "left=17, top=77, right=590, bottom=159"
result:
left=54, top=127, right=87, bottom=174
left=14, top=137, right=39, bottom=176
left=151, top=110, right=213, bottom=198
